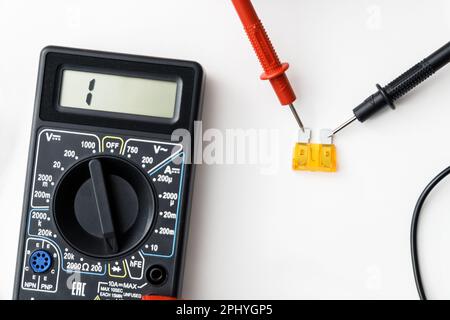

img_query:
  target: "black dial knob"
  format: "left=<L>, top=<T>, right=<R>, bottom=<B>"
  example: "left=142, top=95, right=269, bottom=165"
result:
left=54, top=156, right=155, bottom=258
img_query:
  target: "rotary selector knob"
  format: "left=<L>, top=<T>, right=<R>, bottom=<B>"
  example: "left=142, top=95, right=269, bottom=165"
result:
left=54, top=156, right=155, bottom=258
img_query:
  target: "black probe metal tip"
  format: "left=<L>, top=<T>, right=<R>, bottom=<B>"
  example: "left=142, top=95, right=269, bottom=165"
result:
left=330, top=41, right=450, bottom=137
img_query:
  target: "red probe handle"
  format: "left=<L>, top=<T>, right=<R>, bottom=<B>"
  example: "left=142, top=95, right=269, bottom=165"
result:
left=231, top=0, right=297, bottom=106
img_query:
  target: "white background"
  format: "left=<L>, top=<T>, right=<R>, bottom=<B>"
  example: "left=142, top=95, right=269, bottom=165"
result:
left=1, top=0, right=450, bottom=300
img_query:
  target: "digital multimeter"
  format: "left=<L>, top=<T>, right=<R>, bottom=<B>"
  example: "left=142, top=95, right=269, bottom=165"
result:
left=13, top=46, right=204, bottom=300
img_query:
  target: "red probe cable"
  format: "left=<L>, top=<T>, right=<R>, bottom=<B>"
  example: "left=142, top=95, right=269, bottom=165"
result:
left=142, top=295, right=177, bottom=300
left=231, top=0, right=305, bottom=131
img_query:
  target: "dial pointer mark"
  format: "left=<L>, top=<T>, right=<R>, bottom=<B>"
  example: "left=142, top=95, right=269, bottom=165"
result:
left=88, top=159, right=119, bottom=254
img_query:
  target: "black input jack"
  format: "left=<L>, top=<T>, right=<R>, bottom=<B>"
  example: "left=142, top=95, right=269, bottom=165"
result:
left=146, top=265, right=167, bottom=285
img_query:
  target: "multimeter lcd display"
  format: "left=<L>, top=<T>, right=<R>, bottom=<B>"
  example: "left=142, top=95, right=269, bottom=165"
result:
left=59, top=70, right=178, bottom=118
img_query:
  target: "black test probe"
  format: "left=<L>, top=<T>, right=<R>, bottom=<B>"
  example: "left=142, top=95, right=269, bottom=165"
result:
left=330, top=42, right=450, bottom=136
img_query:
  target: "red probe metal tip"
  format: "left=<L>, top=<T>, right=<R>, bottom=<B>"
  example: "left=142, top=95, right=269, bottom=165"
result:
left=231, top=0, right=305, bottom=131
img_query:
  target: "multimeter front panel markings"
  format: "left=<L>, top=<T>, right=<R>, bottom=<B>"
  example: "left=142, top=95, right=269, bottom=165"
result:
left=21, top=128, right=186, bottom=298
left=21, top=238, right=60, bottom=293
left=30, top=129, right=183, bottom=208
left=101, top=136, right=124, bottom=154
left=26, top=210, right=108, bottom=277
left=142, top=152, right=185, bottom=258
left=122, top=138, right=183, bottom=173
left=31, top=130, right=101, bottom=208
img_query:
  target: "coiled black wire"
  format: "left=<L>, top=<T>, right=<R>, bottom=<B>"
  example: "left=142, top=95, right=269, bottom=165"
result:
left=411, top=166, right=450, bottom=300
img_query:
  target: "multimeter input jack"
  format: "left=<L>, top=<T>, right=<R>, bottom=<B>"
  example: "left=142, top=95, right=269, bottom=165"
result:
left=146, top=265, right=167, bottom=286
left=29, top=250, right=52, bottom=273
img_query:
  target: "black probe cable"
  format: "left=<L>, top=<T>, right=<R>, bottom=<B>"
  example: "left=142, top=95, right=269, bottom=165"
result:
left=331, top=42, right=450, bottom=136
left=329, top=41, right=450, bottom=299
left=411, top=167, right=450, bottom=300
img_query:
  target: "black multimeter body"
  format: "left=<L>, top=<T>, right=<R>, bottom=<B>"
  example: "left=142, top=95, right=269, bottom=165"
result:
left=13, top=46, right=204, bottom=300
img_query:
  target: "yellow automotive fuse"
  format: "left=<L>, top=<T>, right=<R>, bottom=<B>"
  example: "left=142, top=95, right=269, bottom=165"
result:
left=292, top=129, right=337, bottom=172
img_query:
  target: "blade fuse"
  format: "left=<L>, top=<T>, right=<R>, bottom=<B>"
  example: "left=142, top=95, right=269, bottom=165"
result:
left=292, top=129, right=337, bottom=172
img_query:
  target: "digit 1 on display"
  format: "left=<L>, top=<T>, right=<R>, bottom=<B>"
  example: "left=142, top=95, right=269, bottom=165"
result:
left=85, top=79, right=96, bottom=106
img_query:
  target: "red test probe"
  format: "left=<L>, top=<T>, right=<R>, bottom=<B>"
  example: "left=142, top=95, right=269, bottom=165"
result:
left=231, top=0, right=305, bottom=131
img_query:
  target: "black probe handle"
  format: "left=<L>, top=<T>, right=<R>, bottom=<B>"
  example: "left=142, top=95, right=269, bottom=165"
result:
left=353, top=42, right=450, bottom=122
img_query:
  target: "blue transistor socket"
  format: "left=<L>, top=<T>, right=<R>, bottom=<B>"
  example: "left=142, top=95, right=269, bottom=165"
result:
left=29, top=250, right=52, bottom=273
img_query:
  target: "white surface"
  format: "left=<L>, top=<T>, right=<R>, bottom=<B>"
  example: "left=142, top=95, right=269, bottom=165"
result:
left=1, top=0, right=450, bottom=300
